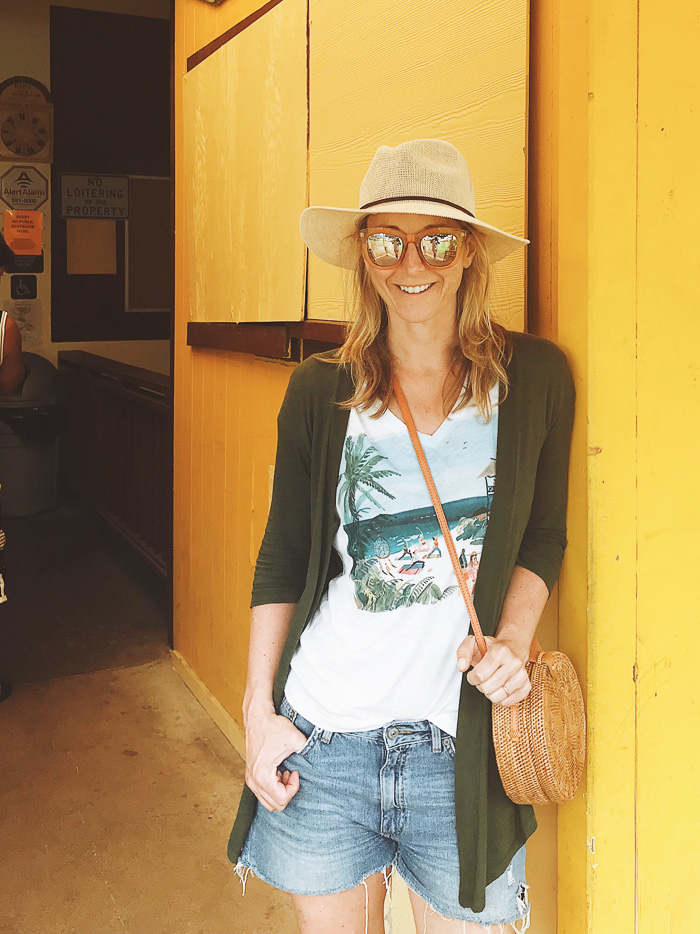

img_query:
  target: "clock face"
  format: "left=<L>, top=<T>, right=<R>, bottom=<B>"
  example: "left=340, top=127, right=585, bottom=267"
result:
left=1, top=112, right=49, bottom=157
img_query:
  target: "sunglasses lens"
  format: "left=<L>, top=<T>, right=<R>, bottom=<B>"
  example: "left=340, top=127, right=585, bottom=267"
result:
left=420, top=232, right=460, bottom=266
left=365, top=232, right=403, bottom=267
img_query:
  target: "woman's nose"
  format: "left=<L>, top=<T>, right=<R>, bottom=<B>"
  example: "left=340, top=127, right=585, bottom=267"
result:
left=403, top=241, right=424, bottom=272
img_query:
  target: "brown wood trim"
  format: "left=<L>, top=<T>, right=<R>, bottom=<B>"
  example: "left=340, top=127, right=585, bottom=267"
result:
left=187, top=0, right=286, bottom=72
left=187, top=321, right=290, bottom=357
left=289, top=320, right=347, bottom=343
left=186, top=319, right=346, bottom=357
left=57, top=351, right=172, bottom=396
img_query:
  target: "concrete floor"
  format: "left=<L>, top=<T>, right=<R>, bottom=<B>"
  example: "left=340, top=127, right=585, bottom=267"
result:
left=0, top=499, right=297, bottom=934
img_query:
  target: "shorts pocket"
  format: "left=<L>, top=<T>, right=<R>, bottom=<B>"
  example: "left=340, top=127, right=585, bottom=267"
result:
left=278, top=726, right=321, bottom=772
left=279, top=698, right=321, bottom=764
left=293, top=725, right=320, bottom=758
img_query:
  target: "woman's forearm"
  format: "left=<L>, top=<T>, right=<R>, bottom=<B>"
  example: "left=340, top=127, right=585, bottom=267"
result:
left=494, top=565, right=549, bottom=663
left=242, top=602, right=297, bottom=726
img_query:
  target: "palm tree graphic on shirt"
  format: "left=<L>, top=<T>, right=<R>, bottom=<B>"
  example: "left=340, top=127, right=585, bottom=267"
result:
left=337, top=434, right=458, bottom=611
left=338, top=434, right=399, bottom=525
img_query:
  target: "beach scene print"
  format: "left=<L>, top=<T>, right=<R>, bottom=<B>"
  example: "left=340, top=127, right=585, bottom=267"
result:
left=337, top=425, right=496, bottom=613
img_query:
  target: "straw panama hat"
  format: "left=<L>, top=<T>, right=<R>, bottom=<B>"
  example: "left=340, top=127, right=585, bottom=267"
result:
left=299, top=139, right=530, bottom=270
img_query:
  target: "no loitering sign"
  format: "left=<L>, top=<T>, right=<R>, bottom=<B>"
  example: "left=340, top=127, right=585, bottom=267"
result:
left=61, top=173, right=129, bottom=219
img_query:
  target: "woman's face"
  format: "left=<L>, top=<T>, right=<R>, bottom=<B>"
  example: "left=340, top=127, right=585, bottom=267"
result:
left=361, top=212, right=476, bottom=330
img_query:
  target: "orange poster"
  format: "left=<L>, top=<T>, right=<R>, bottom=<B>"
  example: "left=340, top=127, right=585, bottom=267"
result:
left=4, top=210, right=42, bottom=255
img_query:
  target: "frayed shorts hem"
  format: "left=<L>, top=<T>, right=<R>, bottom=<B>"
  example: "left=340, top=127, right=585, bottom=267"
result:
left=393, top=859, right=531, bottom=931
left=233, top=857, right=530, bottom=932
left=232, top=856, right=394, bottom=899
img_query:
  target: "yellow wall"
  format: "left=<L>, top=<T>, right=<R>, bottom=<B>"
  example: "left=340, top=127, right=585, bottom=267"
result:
left=184, top=0, right=308, bottom=323
left=531, top=0, right=700, bottom=931
left=174, top=0, right=302, bottom=750
left=636, top=3, right=700, bottom=929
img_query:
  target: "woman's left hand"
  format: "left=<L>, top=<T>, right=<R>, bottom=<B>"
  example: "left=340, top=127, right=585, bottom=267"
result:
left=456, top=634, right=532, bottom=707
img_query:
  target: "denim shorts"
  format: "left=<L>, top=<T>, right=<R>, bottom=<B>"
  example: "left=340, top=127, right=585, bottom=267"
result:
left=233, top=695, right=531, bottom=930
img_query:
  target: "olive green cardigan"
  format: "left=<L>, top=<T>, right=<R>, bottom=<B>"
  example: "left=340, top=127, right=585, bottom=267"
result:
left=227, top=330, right=575, bottom=912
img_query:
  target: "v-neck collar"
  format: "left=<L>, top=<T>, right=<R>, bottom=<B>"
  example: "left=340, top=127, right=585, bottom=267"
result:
left=382, top=403, right=456, bottom=439
left=375, top=383, right=497, bottom=440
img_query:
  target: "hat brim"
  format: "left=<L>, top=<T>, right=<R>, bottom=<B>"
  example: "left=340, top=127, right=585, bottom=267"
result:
left=299, top=201, right=529, bottom=270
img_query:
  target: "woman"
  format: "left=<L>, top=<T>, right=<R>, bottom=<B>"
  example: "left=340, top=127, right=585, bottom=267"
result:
left=227, top=139, right=575, bottom=933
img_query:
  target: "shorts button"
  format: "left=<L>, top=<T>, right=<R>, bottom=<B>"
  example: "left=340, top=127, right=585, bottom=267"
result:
left=387, top=727, right=399, bottom=739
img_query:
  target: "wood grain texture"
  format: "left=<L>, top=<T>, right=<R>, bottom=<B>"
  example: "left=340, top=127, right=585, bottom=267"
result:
left=184, top=0, right=307, bottom=322
left=184, top=0, right=271, bottom=61
left=308, top=0, right=528, bottom=328
left=187, top=0, right=286, bottom=70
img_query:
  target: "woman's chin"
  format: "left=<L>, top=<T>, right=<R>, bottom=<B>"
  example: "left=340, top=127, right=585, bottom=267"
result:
left=386, top=297, right=455, bottom=328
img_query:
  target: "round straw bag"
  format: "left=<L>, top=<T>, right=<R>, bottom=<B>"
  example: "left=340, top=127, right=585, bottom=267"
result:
left=491, top=639, right=586, bottom=803
left=394, top=379, right=586, bottom=805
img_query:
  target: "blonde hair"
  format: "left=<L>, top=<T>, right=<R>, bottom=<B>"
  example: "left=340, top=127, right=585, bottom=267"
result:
left=330, top=216, right=512, bottom=422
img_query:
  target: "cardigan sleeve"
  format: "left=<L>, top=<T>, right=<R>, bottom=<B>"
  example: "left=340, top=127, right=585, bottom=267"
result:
left=250, top=363, right=314, bottom=607
left=515, top=344, right=575, bottom=594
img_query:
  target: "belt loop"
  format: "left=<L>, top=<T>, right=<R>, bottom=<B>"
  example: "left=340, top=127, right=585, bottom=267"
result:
left=320, top=729, right=334, bottom=744
left=430, top=722, right=442, bottom=752
left=281, top=696, right=297, bottom=724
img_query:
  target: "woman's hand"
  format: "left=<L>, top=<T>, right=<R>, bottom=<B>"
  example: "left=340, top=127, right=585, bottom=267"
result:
left=244, top=711, right=310, bottom=812
left=456, top=634, right=532, bottom=707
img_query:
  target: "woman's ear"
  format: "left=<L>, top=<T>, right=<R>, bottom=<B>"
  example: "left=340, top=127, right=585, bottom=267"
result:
left=462, top=233, right=477, bottom=269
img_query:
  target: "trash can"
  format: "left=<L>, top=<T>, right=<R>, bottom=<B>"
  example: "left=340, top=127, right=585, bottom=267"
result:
left=0, top=352, right=64, bottom=517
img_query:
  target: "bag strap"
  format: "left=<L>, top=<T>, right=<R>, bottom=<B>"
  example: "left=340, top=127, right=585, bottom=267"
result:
left=393, top=377, right=543, bottom=659
left=393, top=378, right=547, bottom=737
left=392, top=377, right=489, bottom=658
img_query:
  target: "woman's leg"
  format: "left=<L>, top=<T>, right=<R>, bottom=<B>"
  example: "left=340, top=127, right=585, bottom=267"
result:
left=292, top=868, right=391, bottom=934
left=407, top=888, right=525, bottom=934
left=392, top=723, right=530, bottom=933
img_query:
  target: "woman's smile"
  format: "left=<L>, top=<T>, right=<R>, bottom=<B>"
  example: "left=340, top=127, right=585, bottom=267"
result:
left=396, top=283, right=435, bottom=294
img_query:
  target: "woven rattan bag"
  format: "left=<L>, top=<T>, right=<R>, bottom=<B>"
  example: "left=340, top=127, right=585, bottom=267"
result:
left=394, top=380, right=586, bottom=805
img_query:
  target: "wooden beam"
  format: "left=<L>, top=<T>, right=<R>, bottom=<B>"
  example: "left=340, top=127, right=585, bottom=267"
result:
left=186, top=322, right=290, bottom=358
left=186, top=320, right=346, bottom=357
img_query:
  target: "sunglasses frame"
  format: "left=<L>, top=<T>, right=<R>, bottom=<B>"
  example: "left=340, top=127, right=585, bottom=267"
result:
left=359, top=225, right=469, bottom=270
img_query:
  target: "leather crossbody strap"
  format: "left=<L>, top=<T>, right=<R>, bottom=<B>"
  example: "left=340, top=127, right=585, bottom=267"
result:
left=392, top=378, right=489, bottom=659
left=393, top=377, right=544, bottom=736
left=393, top=376, right=543, bottom=698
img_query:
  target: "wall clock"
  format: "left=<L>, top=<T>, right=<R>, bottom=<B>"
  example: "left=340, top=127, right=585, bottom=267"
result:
left=0, top=77, right=54, bottom=164
left=1, top=112, right=50, bottom=158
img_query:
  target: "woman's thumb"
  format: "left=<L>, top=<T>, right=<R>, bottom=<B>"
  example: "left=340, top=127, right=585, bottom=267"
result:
left=457, top=635, right=476, bottom=672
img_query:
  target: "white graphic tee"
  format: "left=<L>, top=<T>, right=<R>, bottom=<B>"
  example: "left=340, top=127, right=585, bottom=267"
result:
left=284, top=384, right=499, bottom=737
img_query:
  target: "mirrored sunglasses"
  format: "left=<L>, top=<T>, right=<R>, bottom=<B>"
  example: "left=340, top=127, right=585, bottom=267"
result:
left=359, top=226, right=468, bottom=269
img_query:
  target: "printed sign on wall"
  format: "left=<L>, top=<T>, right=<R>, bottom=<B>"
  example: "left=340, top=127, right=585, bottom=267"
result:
left=10, top=275, right=37, bottom=301
left=4, top=299, right=42, bottom=348
left=0, top=165, right=49, bottom=210
left=4, top=250, right=43, bottom=274
left=61, top=174, right=129, bottom=219
left=3, top=210, right=42, bottom=255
